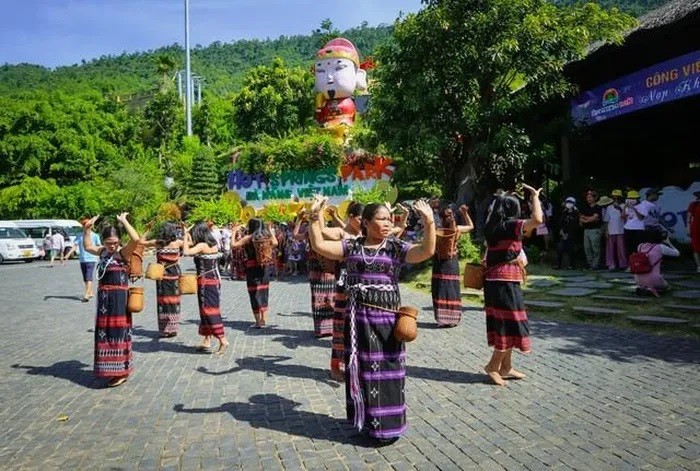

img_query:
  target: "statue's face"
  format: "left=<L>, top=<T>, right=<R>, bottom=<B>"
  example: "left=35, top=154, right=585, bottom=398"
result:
left=315, top=57, right=358, bottom=99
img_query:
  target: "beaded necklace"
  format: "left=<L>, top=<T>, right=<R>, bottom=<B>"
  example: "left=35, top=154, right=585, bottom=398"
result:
left=360, top=238, right=387, bottom=265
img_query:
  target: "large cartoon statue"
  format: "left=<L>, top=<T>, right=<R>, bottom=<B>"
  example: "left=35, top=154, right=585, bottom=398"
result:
left=314, top=38, right=368, bottom=135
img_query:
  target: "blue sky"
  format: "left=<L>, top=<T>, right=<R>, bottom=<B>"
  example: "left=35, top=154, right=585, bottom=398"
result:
left=0, top=0, right=425, bottom=68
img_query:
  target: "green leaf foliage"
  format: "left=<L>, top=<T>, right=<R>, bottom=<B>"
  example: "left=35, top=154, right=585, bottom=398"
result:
left=371, top=0, right=635, bottom=198
left=235, top=130, right=342, bottom=175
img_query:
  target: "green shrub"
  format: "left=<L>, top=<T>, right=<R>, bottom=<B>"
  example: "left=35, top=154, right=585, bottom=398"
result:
left=457, top=232, right=483, bottom=264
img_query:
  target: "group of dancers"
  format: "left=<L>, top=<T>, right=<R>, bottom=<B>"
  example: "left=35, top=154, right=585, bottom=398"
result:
left=83, top=184, right=542, bottom=443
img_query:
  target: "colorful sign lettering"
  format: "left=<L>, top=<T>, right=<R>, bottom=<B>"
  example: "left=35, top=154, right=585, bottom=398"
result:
left=226, top=156, right=395, bottom=207
left=571, top=50, right=700, bottom=125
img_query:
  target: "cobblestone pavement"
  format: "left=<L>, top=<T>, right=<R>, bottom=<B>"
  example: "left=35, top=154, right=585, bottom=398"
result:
left=0, top=258, right=698, bottom=470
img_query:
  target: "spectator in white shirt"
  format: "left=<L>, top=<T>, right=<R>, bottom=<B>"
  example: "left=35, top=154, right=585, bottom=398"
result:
left=635, top=188, right=662, bottom=230
left=49, top=231, right=65, bottom=267
left=602, top=190, right=627, bottom=271
left=623, top=190, right=645, bottom=263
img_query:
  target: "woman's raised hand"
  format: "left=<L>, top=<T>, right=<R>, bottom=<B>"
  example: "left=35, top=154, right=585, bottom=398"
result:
left=310, top=194, right=327, bottom=213
left=116, top=212, right=130, bottom=224
left=84, top=215, right=100, bottom=230
left=521, top=184, right=542, bottom=199
left=413, top=199, right=433, bottom=222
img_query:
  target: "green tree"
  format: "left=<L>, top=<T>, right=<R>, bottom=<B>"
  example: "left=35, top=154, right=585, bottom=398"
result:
left=369, top=0, right=635, bottom=204
left=142, top=90, right=183, bottom=150
left=232, top=58, right=314, bottom=141
left=312, top=18, right=341, bottom=47
left=156, top=54, right=177, bottom=91
left=193, top=92, right=235, bottom=147
left=0, top=177, right=60, bottom=218
left=188, top=145, right=224, bottom=201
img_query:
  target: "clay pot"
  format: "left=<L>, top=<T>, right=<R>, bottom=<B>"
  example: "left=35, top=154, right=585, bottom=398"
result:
left=127, top=286, right=144, bottom=313
left=120, top=241, right=145, bottom=278
left=463, top=263, right=484, bottom=290
left=435, top=229, right=457, bottom=260
left=178, top=274, right=198, bottom=295
left=393, top=305, right=419, bottom=342
left=145, top=263, right=165, bottom=280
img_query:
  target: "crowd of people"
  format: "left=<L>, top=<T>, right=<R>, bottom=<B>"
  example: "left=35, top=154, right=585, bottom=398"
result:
left=66, top=181, right=700, bottom=444
left=512, top=187, right=700, bottom=296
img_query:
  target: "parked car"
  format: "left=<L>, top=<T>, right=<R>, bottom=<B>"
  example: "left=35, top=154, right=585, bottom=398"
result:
left=0, top=221, right=40, bottom=263
left=13, top=219, right=80, bottom=259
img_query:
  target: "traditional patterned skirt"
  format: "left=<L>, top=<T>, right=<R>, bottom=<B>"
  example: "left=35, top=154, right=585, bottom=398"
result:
left=345, top=286, right=406, bottom=440
left=483, top=280, right=530, bottom=352
left=95, top=254, right=132, bottom=378
left=331, top=267, right=347, bottom=370
left=156, top=249, right=181, bottom=334
left=230, top=247, right=246, bottom=280
left=308, top=257, right=335, bottom=337
left=196, top=255, right=224, bottom=339
left=245, top=260, right=270, bottom=313
left=431, top=256, right=462, bottom=326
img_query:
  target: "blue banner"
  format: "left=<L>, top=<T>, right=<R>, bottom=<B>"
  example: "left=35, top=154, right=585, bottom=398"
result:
left=571, top=50, right=700, bottom=125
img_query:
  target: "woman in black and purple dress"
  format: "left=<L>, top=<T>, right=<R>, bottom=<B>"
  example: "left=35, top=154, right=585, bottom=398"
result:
left=82, top=212, right=141, bottom=388
left=141, top=222, right=184, bottom=338
left=482, top=184, right=542, bottom=386
left=183, top=223, right=229, bottom=355
left=231, top=218, right=278, bottom=328
left=309, top=197, right=435, bottom=444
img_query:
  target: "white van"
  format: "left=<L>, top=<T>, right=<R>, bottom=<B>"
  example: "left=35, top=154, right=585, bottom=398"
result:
left=0, top=221, right=40, bottom=263
left=13, top=219, right=80, bottom=258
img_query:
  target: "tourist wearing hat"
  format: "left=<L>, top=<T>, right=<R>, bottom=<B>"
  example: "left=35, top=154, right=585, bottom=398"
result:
left=623, top=190, right=645, bottom=264
left=637, top=188, right=663, bottom=231
left=579, top=190, right=603, bottom=270
left=602, top=190, right=627, bottom=271
left=555, top=197, right=579, bottom=269
left=688, top=190, right=700, bottom=273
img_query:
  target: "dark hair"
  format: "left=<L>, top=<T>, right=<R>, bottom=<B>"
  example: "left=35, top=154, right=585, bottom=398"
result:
left=643, top=228, right=667, bottom=244
left=484, top=195, right=521, bottom=244
left=361, top=203, right=386, bottom=236
left=440, top=207, right=456, bottom=229
left=248, top=217, right=268, bottom=236
left=347, top=201, right=364, bottom=218
left=191, top=222, right=217, bottom=247
left=100, top=225, right=121, bottom=241
left=157, top=221, right=180, bottom=246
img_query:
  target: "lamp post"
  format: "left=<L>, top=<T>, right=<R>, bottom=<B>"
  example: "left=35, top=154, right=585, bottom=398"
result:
left=184, top=0, right=192, bottom=136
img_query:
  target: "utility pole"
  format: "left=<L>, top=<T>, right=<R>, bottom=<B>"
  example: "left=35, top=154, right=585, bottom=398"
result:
left=184, top=0, right=192, bottom=136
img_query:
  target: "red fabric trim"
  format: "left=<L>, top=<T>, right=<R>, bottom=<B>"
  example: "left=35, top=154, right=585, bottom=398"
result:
left=247, top=284, right=269, bottom=292
left=198, top=278, right=220, bottom=286
left=431, top=273, right=460, bottom=280
left=100, top=285, right=128, bottom=291
left=485, top=307, right=528, bottom=322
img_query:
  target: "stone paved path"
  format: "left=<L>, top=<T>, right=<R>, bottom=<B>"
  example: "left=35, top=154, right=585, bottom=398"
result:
left=0, top=259, right=699, bottom=470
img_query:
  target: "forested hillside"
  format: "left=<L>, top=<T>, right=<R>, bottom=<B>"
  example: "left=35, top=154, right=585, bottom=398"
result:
left=0, top=1, right=670, bottom=96
left=0, top=23, right=393, bottom=97
left=0, top=1, right=664, bottom=223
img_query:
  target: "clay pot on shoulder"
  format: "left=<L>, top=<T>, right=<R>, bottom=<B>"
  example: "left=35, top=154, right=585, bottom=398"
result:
left=393, top=305, right=419, bottom=342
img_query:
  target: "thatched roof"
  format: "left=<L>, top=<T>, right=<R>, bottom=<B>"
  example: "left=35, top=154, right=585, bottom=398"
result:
left=587, top=0, right=700, bottom=55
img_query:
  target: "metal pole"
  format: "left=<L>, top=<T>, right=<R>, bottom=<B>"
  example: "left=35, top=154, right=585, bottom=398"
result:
left=184, top=0, right=192, bottom=136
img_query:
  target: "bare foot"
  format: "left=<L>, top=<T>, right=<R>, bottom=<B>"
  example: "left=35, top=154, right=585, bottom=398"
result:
left=330, top=368, right=345, bottom=382
left=196, top=340, right=211, bottom=352
left=215, top=339, right=229, bottom=355
left=484, top=367, right=506, bottom=386
left=499, top=368, right=526, bottom=379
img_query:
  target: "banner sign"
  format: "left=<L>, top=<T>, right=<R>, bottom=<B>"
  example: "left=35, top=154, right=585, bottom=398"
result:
left=643, top=183, right=700, bottom=244
left=571, top=50, right=700, bottom=125
left=226, top=156, right=395, bottom=206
